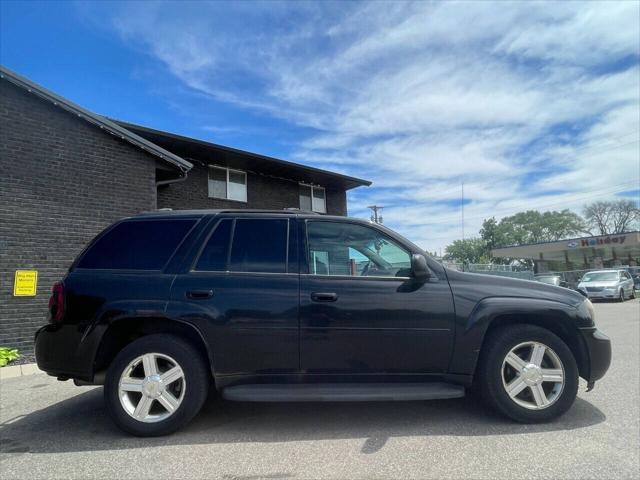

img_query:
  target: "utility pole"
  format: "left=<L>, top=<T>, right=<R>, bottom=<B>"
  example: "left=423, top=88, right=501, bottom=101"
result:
left=367, top=205, right=384, bottom=224
left=461, top=182, right=465, bottom=242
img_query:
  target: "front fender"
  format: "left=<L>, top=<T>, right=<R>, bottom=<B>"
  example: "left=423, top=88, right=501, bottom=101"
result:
left=447, top=296, right=587, bottom=375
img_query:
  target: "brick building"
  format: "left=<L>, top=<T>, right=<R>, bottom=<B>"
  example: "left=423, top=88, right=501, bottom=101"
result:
left=0, top=66, right=370, bottom=352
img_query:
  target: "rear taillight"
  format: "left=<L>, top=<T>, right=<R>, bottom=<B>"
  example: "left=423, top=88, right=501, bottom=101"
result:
left=48, top=281, right=65, bottom=323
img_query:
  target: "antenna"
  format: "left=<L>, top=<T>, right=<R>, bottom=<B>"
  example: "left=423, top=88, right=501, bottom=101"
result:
left=367, top=205, right=384, bottom=224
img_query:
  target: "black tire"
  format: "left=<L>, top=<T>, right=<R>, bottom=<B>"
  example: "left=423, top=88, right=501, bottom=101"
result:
left=104, top=334, right=210, bottom=436
left=477, top=324, right=578, bottom=423
left=631, top=289, right=636, bottom=299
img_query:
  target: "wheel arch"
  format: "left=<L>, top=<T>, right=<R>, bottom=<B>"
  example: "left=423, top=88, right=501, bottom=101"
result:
left=481, top=313, right=590, bottom=381
left=92, top=316, right=214, bottom=383
left=450, top=297, right=590, bottom=381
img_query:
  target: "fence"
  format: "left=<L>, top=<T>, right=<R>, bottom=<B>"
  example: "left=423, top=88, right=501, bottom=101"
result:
left=443, top=263, right=535, bottom=280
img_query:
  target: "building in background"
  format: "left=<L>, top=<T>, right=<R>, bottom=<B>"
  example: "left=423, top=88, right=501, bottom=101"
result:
left=0, top=66, right=370, bottom=352
left=115, top=120, right=368, bottom=216
left=491, top=231, right=640, bottom=272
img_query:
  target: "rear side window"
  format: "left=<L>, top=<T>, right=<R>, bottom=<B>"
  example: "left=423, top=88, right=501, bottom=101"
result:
left=230, top=219, right=288, bottom=273
left=195, top=219, right=232, bottom=271
left=77, top=219, right=196, bottom=270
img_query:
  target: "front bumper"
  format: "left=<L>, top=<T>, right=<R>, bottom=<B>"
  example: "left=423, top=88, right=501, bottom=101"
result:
left=578, top=327, right=612, bottom=383
left=581, top=290, right=619, bottom=300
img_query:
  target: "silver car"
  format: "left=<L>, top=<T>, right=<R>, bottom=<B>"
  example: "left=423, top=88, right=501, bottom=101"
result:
left=577, top=269, right=636, bottom=301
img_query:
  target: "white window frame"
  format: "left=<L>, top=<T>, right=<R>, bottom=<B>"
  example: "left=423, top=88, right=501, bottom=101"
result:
left=300, top=183, right=326, bottom=213
left=208, top=165, right=247, bottom=202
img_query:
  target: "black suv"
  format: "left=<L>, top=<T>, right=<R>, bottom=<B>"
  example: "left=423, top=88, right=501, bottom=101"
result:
left=36, top=210, right=611, bottom=436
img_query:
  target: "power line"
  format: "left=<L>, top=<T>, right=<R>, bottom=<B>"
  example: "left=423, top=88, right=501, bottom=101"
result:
left=367, top=205, right=384, bottom=224
left=380, top=134, right=639, bottom=202
left=403, top=180, right=640, bottom=228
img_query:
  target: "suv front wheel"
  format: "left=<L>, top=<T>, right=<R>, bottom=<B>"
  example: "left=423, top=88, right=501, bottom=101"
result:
left=477, top=324, right=578, bottom=423
left=104, top=334, right=210, bottom=436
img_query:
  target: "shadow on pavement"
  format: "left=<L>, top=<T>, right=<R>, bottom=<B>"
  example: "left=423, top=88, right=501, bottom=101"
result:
left=0, top=386, right=606, bottom=456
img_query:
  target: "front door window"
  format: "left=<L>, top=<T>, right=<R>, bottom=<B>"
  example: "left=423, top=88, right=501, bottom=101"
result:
left=307, top=221, right=411, bottom=277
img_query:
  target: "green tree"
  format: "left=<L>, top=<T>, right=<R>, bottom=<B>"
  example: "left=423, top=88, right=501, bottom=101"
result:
left=443, top=238, right=490, bottom=265
left=476, top=209, right=587, bottom=267
left=480, top=209, right=586, bottom=248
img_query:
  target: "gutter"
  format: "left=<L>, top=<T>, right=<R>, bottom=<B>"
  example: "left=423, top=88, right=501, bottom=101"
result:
left=156, top=172, right=188, bottom=187
left=0, top=65, right=193, bottom=173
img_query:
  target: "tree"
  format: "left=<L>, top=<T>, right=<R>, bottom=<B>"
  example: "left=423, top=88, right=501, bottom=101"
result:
left=476, top=209, right=587, bottom=267
left=443, top=238, right=490, bottom=265
left=583, top=200, right=640, bottom=235
left=480, top=209, right=586, bottom=249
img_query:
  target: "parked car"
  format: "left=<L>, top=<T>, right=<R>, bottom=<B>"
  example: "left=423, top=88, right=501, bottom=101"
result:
left=36, top=210, right=611, bottom=436
left=577, top=269, right=636, bottom=302
left=622, top=266, right=640, bottom=290
left=534, top=274, right=569, bottom=288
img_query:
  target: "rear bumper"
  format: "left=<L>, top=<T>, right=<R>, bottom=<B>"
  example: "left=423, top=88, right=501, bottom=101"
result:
left=34, top=324, right=95, bottom=381
left=578, top=327, right=611, bottom=383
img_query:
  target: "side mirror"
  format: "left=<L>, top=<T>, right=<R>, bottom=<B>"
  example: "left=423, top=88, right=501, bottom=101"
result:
left=411, top=254, right=430, bottom=280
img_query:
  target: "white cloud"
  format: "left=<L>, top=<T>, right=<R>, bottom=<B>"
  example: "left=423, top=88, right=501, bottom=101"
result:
left=90, top=0, right=639, bottom=251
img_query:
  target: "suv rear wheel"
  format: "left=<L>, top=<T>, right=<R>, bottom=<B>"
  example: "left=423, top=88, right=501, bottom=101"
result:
left=477, top=324, right=578, bottom=423
left=104, top=334, right=210, bottom=436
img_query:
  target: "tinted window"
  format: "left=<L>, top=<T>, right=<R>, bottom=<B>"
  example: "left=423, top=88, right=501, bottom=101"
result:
left=307, top=221, right=411, bottom=277
left=195, top=219, right=232, bottom=271
left=229, top=219, right=288, bottom=273
left=78, top=219, right=196, bottom=270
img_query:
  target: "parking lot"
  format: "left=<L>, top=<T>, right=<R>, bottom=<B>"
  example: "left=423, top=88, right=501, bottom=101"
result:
left=1, top=299, right=638, bottom=480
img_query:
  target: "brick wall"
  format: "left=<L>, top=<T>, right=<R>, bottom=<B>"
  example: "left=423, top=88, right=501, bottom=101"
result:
left=158, top=162, right=348, bottom=215
left=0, top=80, right=159, bottom=353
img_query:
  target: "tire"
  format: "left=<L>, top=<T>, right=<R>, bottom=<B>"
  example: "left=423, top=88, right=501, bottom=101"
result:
left=477, top=324, right=578, bottom=423
left=631, top=289, right=636, bottom=299
left=619, top=289, right=625, bottom=302
left=104, top=334, right=210, bottom=436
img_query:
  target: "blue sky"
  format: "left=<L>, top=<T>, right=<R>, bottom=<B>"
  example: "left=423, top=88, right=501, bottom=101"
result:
left=1, top=0, right=639, bottom=252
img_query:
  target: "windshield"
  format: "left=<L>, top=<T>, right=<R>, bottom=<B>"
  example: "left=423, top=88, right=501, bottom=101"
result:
left=581, top=272, right=619, bottom=282
left=537, top=276, right=559, bottom=285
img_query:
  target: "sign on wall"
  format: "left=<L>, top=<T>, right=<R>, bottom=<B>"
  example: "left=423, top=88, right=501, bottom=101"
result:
left=567, top=234, right=627, bottom=249
left=13, top=270, right=38, bottom=296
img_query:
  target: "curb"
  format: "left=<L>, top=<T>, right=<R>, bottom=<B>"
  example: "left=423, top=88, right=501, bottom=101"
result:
left=0, top=363, right=43, bottom=380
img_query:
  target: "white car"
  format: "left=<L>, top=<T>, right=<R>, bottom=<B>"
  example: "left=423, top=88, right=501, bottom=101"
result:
left=577, top=269, right=636, bottom=301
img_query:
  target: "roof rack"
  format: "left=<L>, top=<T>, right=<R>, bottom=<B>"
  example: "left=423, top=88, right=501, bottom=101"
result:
left=137, top=208, right=325, bottom=217
left=215, top=208, right=321, bottom=215
left=283, top=208, right=321, bottom=214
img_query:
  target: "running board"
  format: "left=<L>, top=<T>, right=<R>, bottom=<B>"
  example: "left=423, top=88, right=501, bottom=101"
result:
left=222, top=382, right=465, bottom=402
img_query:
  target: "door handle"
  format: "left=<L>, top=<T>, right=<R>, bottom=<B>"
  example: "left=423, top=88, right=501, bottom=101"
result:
left=311, top=292, right=338, bottom=302
left=187, top=289, right=214, bottom=300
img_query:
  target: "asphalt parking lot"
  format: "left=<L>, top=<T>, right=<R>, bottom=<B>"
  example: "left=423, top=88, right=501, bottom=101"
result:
left=1, top=299, right=638, bottom=480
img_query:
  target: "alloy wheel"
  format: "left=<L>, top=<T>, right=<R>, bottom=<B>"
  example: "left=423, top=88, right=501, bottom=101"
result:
left=501, top=341, right=565, bottom=410
left=118, top=353, right=186, bottom=423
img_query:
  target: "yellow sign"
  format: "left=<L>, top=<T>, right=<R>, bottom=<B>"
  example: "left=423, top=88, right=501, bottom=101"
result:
left=13, top=270, right=38, bottom=296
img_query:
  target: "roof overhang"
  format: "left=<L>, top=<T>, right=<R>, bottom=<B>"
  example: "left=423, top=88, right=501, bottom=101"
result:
left=0, top=65, right=192, bottom=173
left=113, top=120, right=372, bottom=191
left=492, top=231, right=640, bottom=262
